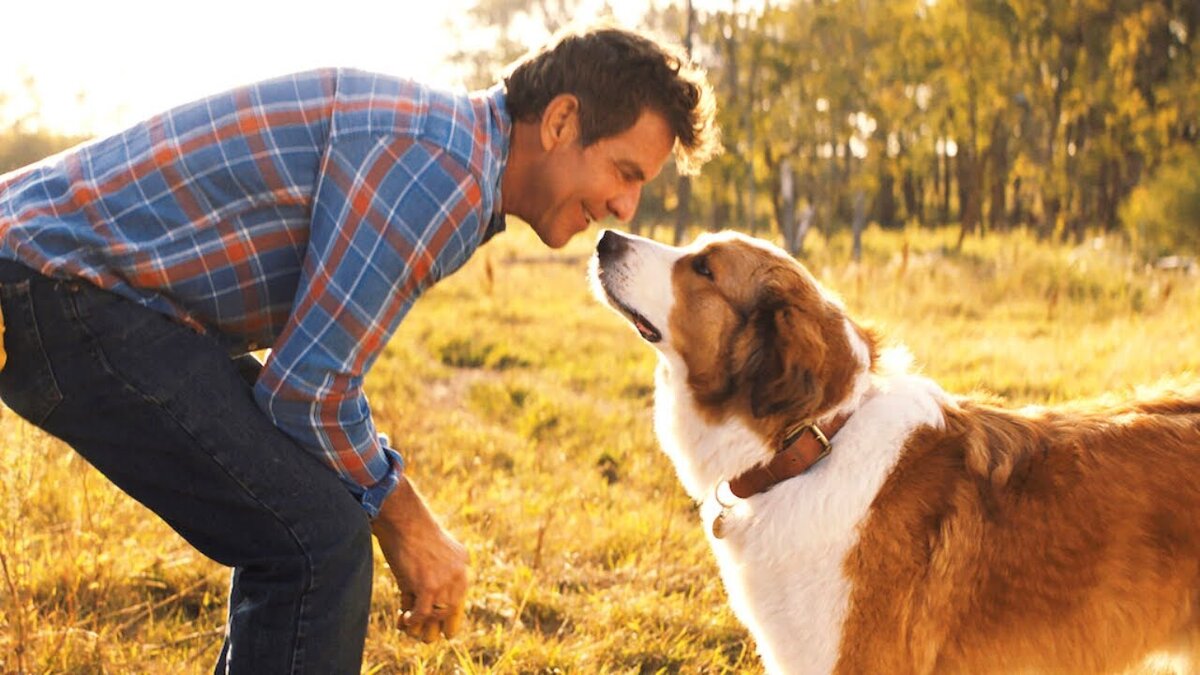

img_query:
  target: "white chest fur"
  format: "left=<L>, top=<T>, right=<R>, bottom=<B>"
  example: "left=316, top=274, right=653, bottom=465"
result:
left=655, top=365, right=949, bottom=675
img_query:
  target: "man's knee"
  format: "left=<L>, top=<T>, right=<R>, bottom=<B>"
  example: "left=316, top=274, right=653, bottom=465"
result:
left=304, top=497, right=374, bottom=583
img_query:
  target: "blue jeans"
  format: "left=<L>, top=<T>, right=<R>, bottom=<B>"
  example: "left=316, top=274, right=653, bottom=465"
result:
left=0, top=260, right=373, bottom=674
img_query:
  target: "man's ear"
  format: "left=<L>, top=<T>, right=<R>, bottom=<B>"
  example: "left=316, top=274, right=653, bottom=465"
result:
left=744, top=292, right=828, bottom=419
left=540, top=94, right=580, bottom=151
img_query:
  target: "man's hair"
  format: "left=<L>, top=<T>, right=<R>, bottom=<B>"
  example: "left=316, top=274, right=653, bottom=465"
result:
left=503, top=24, right=721, bottom=176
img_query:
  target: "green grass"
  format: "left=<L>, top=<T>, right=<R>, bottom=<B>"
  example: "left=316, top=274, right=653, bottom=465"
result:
left=2, top=223, right=1197, bottom=673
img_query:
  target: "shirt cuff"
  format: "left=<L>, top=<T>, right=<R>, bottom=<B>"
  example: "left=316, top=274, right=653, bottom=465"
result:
left=356, top=435, right=405, bottom=519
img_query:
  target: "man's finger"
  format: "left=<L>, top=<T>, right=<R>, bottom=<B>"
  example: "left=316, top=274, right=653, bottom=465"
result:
left=402, top=613, right=424, bottom=639
left=407, top=592, right=435, bottom=628
left=443, top=604, right=465, bottom=638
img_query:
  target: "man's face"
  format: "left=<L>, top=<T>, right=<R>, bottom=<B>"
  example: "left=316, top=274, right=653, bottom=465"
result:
left=527, top=108, right=675, bottom=248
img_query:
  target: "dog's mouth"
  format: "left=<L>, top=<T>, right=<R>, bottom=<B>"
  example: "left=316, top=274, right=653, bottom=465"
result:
left=603, top=289, right=662, bottom=343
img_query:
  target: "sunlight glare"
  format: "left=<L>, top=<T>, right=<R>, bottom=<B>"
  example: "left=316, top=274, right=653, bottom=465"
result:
left=2, top=0, right=474, bottom=136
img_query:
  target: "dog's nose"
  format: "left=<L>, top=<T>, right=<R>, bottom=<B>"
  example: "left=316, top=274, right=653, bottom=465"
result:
left=597, top=230, right=630, bottom=260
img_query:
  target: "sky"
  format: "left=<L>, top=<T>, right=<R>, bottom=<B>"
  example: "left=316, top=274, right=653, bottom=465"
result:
left=3, top=0, right=477, bottom=135
left=1, top=0, right=742, bottom=137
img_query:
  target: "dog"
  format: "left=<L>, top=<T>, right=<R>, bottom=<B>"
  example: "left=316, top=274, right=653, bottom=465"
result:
left=589, top=228, right=1200, bottom=675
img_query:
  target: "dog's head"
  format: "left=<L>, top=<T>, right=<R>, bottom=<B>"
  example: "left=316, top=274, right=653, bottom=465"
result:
left=589, top=229, right=876, bottom=426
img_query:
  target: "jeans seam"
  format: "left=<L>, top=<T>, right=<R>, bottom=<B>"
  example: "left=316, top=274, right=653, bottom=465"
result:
left=62, top=286, right=166, bottom=406
left=64, top=288, right=316, bottom=673
left=1, top=278, right=65, bottom=424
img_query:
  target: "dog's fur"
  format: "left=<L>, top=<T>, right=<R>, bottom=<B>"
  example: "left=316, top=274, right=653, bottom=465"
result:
left=589, top=229, right=1200, bottom=675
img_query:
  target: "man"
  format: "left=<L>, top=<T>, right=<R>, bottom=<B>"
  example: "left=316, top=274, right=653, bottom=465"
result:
left=0, top=24, right=719, bottom=674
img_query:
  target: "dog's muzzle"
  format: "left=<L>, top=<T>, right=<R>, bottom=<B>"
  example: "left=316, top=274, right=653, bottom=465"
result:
left=593, top=230, right=664, bottom=343
left=597, top=229, right=633, bottom=264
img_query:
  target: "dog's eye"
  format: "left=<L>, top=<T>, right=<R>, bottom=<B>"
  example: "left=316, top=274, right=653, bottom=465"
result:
left=692, top=255, right=714, bottom=280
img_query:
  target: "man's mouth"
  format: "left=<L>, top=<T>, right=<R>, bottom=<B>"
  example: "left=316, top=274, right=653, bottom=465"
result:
left=603, top=289, right=662, bottom=343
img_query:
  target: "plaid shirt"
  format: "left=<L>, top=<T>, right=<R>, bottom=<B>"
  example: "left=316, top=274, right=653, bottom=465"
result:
left=0, top=69, right=511, bottom=516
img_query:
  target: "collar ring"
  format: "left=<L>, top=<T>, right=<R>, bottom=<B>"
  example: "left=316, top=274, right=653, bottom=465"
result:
left=714, top=480, right=739, bottom=508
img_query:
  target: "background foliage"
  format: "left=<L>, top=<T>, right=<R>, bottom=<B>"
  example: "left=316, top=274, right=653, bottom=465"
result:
left=448, top=0, right=1198, bottom=258
left=4, top=1, right=1197, bottom=260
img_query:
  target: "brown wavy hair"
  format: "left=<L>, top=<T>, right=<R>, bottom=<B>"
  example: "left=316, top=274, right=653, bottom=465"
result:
left=503, top=24, right=721, bottom=176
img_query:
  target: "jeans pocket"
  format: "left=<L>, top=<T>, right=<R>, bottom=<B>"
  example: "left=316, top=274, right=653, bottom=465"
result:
left=0, top=279, right=65, bottom=425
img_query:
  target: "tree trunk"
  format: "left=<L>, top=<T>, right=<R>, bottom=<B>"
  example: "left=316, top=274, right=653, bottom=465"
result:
left=709, top=175, right=728, bottom=232
left=778, top=159, right=797, bottom=252
left=941, top=148, right=953, bottom=225
left=673, top=0, right=695, bottom=245
left=987, top=115, right=1009, bottom=231
left=1038, top=53, right=1067, bottom=241
left=956, top=143, right=982, bottom=247
left=851, top=191, right=867, bottom=263
left=902, top=169, right=922, bottom=225
left=1040, top=195, right=1060, bottom=240
left=1098, top=157, right=1121, bottom=232
left=877, top=160, right=897, bottom=228
left=673, top=175, right=692, bottom=245
left=1010, top=176, right=1024, bottom=228
left=743, top=34, right=762, bottom=235
left=796, top=204, right=815, bottom=256
left=933, top=144, right=943, bottom=224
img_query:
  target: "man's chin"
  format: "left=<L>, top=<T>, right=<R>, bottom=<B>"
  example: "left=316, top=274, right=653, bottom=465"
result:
left=530, top=221, right=583, bottom=249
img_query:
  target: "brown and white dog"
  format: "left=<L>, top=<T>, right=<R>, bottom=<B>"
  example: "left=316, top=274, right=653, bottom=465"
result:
left=589, top=228, right=1200, bottom=675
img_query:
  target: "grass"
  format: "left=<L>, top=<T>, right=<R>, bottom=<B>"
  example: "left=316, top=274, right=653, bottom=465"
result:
left=1, top=222, right=1198, bottom=673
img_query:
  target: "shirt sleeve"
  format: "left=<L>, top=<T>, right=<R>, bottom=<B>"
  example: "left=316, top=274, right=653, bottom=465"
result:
left=253, top=133, right=483, bottom=517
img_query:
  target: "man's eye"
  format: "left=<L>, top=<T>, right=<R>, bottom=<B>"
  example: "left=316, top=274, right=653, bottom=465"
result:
left=692, top=256, right=714, bottom=279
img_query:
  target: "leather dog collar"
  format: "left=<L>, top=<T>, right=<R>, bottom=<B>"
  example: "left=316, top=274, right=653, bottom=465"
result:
left=711, top=413, right=850, bottom=540
left=728, top=413, right=851, bottom=499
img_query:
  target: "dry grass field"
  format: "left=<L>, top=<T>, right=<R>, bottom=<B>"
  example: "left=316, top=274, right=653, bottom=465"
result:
left=1, top=223, right=1198, bottom=673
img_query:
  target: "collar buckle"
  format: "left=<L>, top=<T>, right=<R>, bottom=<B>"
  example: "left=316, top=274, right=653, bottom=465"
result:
left=781, top=421, right=832, bottom=462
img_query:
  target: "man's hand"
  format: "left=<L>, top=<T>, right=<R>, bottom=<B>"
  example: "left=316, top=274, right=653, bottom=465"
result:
left=0, top=302, right=7, bottom=371
left=371, top=475, right=469, bottom=642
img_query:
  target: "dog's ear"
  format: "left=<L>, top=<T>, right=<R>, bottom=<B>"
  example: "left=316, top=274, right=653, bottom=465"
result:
left=744, top=290, right=829, bottom=419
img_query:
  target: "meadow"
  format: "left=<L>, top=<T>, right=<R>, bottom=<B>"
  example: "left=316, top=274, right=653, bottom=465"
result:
left=1, top=223, right=1198, bottom=674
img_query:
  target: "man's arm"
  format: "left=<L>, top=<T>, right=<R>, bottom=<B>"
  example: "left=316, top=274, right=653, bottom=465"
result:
left=373, top=475, right=469, bottom=640
left=255, top=134, right=483, bottom=639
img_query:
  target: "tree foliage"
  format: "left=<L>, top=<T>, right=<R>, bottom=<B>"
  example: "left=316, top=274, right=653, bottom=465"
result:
left=453, top=0, right=1198, bottom=256
left=1120, top=145, right=1200, bottom=256
left=0, top=130, right=82, bottom=176
left=0, top=80, right=87, bottom=176
left=5, top=2, right=1195, bottom=257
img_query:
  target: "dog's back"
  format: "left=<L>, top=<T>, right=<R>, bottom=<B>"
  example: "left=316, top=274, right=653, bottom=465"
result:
left=839, top=392, right=1200, bottom=674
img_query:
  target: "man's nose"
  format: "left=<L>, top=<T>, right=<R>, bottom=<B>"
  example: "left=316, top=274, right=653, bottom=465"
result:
left=607, top=186, right=642, bottom=223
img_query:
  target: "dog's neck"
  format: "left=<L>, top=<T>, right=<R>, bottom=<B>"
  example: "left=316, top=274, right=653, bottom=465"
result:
left=726, top=412, right=853, bottom=499
left=653, top=355, right=874, bottom=502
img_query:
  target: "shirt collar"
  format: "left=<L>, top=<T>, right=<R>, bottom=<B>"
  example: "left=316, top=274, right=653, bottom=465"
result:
left=480, top=83, right=511, bottom=244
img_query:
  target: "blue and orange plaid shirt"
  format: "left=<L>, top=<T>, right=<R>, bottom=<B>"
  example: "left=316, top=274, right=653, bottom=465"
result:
left=0, top=69, right=511, bottom=516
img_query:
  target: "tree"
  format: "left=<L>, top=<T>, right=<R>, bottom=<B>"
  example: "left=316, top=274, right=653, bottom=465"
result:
left=446, top=0, right=1199, bottom=256
left=1120, top=145, right=1200, bottom=256
left=446, top=0, right=586, bottom=90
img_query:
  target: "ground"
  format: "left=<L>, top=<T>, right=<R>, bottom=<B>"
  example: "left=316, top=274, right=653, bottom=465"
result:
left=1, top=223, right=1197, bottom=673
